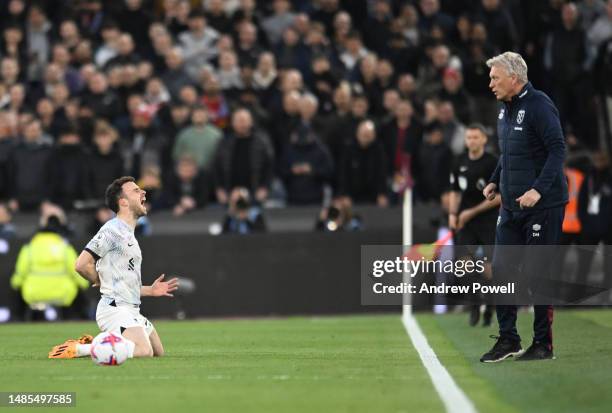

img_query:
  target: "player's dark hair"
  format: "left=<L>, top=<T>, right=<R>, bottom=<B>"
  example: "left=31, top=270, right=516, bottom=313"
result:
left=467, top=122, right=488, bottom=137
left=105, top=176, right=135, bottom=213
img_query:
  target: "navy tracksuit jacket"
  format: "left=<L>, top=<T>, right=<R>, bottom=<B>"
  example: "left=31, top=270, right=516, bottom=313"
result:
left=489, top=82, right=569, bottom=348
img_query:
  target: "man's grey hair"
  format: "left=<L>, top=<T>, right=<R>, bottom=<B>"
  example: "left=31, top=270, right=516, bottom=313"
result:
left=486, top=52, right=528, bottom=83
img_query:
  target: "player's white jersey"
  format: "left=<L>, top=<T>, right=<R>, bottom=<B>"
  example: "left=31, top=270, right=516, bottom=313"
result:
left=85, top=217, right=142, bottom=306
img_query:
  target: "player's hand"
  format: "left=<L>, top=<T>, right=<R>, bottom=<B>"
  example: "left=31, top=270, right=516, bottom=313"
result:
left=516, top=188, right=541, bottom=209
left=91, top=275, right=101, bottom=288
left=151, top=274, right=179, bottom=297
left=483, top=183, right=497, bottom=201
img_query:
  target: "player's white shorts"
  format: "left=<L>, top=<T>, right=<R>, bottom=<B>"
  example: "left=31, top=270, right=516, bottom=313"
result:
left=96, top=297, right=154, bottom=336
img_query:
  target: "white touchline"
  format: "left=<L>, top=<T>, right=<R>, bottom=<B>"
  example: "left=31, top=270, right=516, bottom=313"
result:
left=402, top=313, right=478, bottom=413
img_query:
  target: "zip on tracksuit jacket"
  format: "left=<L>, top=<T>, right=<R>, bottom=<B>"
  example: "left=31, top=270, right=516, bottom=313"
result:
left=489, top=82, right=569, bottom=211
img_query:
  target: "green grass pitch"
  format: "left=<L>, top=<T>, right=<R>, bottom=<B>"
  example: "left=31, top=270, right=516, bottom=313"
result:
left=1, top=309, right=611, bottom=412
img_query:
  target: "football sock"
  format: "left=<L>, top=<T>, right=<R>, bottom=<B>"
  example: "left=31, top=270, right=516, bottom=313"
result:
left=76, top=344, right=92, bottom=357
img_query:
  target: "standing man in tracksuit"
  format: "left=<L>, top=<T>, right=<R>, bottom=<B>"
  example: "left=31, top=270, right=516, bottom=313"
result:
left=480, top=52, right=568, bottom=362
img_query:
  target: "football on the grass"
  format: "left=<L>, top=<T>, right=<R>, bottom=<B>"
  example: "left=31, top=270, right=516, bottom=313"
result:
left=91, top=332, right=129, bottom=366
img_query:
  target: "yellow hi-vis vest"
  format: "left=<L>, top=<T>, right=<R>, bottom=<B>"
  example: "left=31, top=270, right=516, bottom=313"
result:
left=10, top=232, right=89, bottom=306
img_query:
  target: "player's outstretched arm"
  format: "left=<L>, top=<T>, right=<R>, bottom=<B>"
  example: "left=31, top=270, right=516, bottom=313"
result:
left=75, top=250, right=101, bottom=286
left=141, top=274, right=179, bottom=297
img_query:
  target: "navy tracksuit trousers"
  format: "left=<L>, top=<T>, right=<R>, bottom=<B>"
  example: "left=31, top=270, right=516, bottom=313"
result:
left=493, top=205, right=565, bottom=349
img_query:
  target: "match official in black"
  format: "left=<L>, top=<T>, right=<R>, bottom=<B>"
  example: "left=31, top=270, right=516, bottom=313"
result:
left=480, top=52, right=568, bottom=362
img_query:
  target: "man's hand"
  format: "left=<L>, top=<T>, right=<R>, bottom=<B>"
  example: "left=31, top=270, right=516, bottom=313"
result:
left=483, top=183, right=497, bottom=201
left=516, top=188, right=541, bottom=209
left=149, top=274, right=179, bottom=297
left=457, top=208, right=476, bottom=230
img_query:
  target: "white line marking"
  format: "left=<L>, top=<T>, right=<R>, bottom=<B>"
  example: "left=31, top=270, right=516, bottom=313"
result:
left=402, top=313, right=477, bottom=413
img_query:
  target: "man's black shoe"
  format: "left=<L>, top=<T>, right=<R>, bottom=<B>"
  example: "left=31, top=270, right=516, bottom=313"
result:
left=515, top=341, right=555, bottom=361
left=469, top=305, right=480, bottom=326
left=480, top=335, right=523, bottom=363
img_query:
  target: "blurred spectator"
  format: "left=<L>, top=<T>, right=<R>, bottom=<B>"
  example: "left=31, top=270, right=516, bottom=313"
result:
left=280, top=94, right=333, bottom=205
left=418, top=0, right=455, bottom=38
left=271, top=90, right=300, bottom=156
left=104, top=33, right=141, bottom=70
left=122, top=105, right=163, bottom=180
left=2, top=23, right=27, bottom=71
left=315, top=197, right=362, bottom=231
left=323, top=82, right=352, bottom=167
left=87, top=120, right=124, bottom=201
left=275, top=26, right=310, bottom=74
left=164, top=0, right=191, bottom=37
left=236, top=21, right=264, bottom=67
left=217, top=50, right=244, bottom=91
left=437, top=101, right=467, bottom=155
left=544, top=2, right=591, bottom=139
left=179, top=10, right=219, bottom=81
left=381, top=99, right=422, bottom=180
left=7, top=118, right=53, bottom=211
left=201, top=74, right=231, bottom=129
left=161, top=47, right=193, bottom=99
left=578, top=0, right=608, bottom=31
left=49, top=129, right=89, bottom=210
left=438, top=67, right=474, bottom=124
left=364, top=0, right=392, bottom=55
left=417, top=121, right=452, bottom=203
left=94, top=21, right=120, bottom=68
left=163, top=155, right=209, bottom=215
left=338, top=31, right=369, bottom=73
left=311, top=0, right=342, bottom=37
left=587, top=0, right=612, bottom=51
left=338, top=119, right=388, bottom=207
left=222, top=187, right=267, bottom=234
left=262, top=0, right=296, bottom=45
left=116, top=0, right=153, bottom=57
left=215, top=108, right=274, bottom=205
left=476, top=0, right=520, bottom=53
left=1, top=56, right=21, bottom=88
left=10, top=212, right=89, bottom=321
left=1, top=0, right=27, bottom=31
left=205, top=0, right=232, bottom=34
left=80, top=71, right=121, bottom=121
left=309, top=54, right=338, bottom=114
left=172, top=105, right=223, bottom=171
left=26, top=5, right=51, bottom=82
left=356, top=53, right=383, bottom=114
left=253, top=51, right=279, bottom=99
